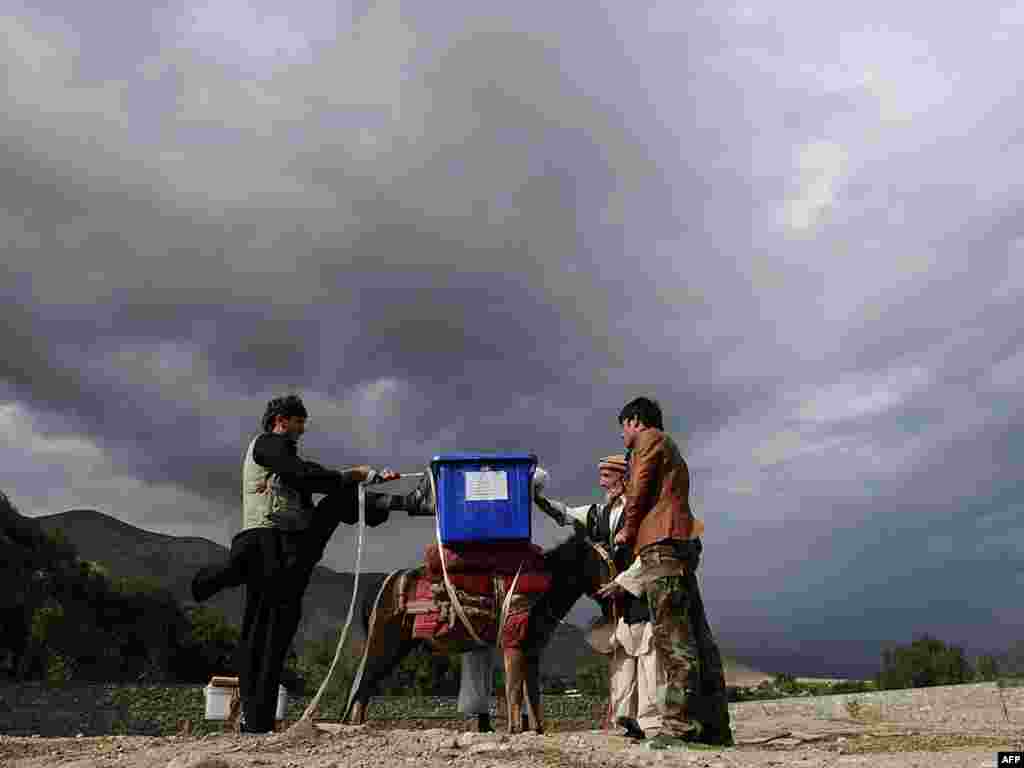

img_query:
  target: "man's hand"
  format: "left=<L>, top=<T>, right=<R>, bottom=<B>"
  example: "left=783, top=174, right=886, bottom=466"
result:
left=531, top=466, right=549, bottom=495
left=351, top=465, right=400, bottom=483
left=533, top=493, right=567, bottom=525
left=614, top=529, right=631, bottom=546
left=596, top=581, right=626, bottom=600
left=351, top=465, right=374, bottom=482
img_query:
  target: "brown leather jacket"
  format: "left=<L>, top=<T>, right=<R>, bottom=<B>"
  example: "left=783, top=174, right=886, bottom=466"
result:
left=620, top=428, right=697, bottom=551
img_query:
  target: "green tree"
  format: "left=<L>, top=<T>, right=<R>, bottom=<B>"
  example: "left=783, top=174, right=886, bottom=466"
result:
left=113, top=574, right=166, bottom=597
left=1001, top=640, right=1024, bottom=677
left=877, top=634, right=974, bottom=690
left=290, top=631, right=361, bottom=703
left=385, top=646, right=434, bottom=694
left=24, top=600, right=67, bottom=682
left=575, top=656, right=609, bottom=695
left=185, top=606, right=239, bottom=672
left=1, top=499, right=241, bottom=685
left=773, top=673, right=799, bottom=694
left=46, top=652, right=74, bottom=685
left=30, top=600, right=65, bottom=645
left=43, top=528, right=76, bottom=564
left=975, top=654, right=999, bottom=682
left=830, top=679, right=874, bottom=694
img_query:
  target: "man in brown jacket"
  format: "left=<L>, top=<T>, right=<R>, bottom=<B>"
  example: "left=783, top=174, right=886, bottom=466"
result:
left=597, top=397, right=732, bottom=748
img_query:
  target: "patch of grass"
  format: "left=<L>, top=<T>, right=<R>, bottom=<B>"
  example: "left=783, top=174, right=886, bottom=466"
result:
left=679, top=741, right=728, bottom=751
left=840, top=733, right=1022, bottom=754
left=103, top=689, right=607, bottom=735
left=842, top=697, right=883, bottom=722
left=730, top=678, right=876, bottom=702
left=109, top=686, right=218, bottom=736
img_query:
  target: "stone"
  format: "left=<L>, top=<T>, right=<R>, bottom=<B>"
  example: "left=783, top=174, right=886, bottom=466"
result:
left=455, top=732, right=503, bottom=749
left=274, top=716, right=321, bottom=743
left=468, top=741, right=509, bottom=754
left=166, top=752, right=232, bottom=768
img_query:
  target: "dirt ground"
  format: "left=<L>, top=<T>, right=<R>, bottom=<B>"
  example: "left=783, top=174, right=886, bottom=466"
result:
left=1, top=714, right=1021, bottom=768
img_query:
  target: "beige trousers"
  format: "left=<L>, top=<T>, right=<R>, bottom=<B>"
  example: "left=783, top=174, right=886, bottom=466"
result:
left=607, top=620, right=661, bottom=731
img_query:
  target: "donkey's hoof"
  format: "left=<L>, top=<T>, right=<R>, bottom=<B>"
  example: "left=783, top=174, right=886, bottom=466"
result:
left=347, top=701, right=368, bottom=725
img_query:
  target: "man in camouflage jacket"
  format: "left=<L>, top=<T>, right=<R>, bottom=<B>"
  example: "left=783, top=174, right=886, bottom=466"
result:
left=597, top=397, right=733, bottom=748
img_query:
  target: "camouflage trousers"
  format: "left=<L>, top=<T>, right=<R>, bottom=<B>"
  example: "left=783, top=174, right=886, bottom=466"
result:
left=643, top=543, right=732, bottom=743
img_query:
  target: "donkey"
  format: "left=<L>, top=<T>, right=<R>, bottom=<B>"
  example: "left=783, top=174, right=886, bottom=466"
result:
left=342, top=527, right=614, bottom=733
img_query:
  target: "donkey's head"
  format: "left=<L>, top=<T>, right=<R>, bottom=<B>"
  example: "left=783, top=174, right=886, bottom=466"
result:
left=527, top=525, right=617, bottom=639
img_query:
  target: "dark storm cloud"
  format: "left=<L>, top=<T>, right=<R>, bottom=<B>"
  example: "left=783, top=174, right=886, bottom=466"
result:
left=1, top=1, right=714, bottom=550
left=3, top=0, right=1024, bottom=674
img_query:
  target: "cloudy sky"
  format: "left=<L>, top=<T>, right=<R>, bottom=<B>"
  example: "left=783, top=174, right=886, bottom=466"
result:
left=3, top=0, right=1023, bottom=677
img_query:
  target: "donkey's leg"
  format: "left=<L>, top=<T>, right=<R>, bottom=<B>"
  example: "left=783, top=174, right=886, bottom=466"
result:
left=345, top=570, right=410, bottom=724
left=523, top=653, right=544, bottom=733
left=347, top=631, right=417, bottom=724
left=503, top=647, right=527, bottom=734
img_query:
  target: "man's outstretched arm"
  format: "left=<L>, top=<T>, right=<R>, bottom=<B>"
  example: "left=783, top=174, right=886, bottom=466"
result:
left=253, top=433, right=366, bottom=494
left=533, top=493, right=592, bottom=528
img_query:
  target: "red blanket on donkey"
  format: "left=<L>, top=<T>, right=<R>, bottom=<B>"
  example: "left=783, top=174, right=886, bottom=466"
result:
left=412, top=541, right=551, bottom=648
left=424, top=540, right=546, bottom=578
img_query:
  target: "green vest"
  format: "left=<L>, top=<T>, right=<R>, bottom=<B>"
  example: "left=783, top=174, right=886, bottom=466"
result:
left=241, top=435, right=313, bottom=532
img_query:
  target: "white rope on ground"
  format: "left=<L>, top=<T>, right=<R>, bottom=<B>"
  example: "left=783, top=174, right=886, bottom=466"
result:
left=343, top=568, right=401, bottom=720
left=292, top=471, right=426, bottom=730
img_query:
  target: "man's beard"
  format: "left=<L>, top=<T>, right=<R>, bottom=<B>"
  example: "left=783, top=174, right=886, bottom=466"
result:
left=604, top=487, right=624, bottom=504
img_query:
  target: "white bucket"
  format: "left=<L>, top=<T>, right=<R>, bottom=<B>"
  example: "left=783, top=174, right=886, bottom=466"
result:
left=203, top=684, right=287, bottom=721
left=204, top=684, right=234, bottom=720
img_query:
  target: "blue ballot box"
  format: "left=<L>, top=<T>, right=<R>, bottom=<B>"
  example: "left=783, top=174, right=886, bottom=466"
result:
left=431, top=453, right=537, bottom=544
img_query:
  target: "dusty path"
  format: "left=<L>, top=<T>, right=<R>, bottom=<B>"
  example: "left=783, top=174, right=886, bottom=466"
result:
left=1, top=715, right=1021, bottom=768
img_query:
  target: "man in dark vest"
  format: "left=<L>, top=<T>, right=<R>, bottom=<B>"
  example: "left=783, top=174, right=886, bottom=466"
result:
left=533, top=453, right=656, bottom=739
left=191, top=394, right=421, bottom=733
left=596, top=396, right=733, bottom=748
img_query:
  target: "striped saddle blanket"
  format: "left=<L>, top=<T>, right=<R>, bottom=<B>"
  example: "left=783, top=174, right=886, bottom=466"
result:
left=403, top=542, right=552, bottom=648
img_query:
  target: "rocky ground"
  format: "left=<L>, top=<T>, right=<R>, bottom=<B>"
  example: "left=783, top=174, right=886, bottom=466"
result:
left=1, top=714, right=1021, bottom=768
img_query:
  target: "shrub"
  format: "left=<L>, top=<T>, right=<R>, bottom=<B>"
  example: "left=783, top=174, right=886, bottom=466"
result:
left=877, top=634, right=974, bottom=690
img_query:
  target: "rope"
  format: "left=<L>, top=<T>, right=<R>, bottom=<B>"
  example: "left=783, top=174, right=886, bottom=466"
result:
left=432, top=466, right=486, bottom=646
left=587, top=539, right=620, bottom=733
left=343, top=568, right=401, bottom=721
left=297, top=479, right=370, bottom=723
left=497, top=561, right=524, bottom=649
left=294, top=471, right=426, bottom=728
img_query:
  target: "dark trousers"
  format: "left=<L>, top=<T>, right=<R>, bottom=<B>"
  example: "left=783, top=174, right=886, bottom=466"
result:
left=193, top=488, right=361, bottom=729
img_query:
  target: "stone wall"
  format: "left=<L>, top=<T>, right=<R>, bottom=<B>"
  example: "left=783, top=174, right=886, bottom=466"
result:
left=729, top=682, right=1024, bottom=730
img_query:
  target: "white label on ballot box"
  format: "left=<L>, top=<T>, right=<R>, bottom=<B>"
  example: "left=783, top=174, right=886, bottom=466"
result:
left=464, top=470, right=509, bottom=502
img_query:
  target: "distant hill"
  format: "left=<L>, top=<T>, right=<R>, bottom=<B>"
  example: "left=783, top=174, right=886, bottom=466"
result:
left=33, top=508, right=772, bottom=685
left=34, top=509, right=383, bottom=650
